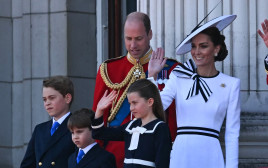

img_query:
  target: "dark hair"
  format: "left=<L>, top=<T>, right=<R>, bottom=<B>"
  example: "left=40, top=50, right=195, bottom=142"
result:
left=200, top=27, right=228, bottom=62
left=125, top=12, right=151, bottom=35
left=127, top=79, right=165, bottom=121
left=67, top=108, right=94, bottom=130
left=43, top=76, right=74, bottom=107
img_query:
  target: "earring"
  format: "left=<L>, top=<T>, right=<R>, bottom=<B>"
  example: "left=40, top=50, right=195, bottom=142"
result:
left=214, top=53, right=218, bottom=57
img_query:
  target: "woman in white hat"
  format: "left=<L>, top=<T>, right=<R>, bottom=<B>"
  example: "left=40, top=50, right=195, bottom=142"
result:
left=148, top=15, right=240, bottom=168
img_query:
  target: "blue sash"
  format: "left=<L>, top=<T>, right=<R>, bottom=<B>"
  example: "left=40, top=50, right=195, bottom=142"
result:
left=109, top=59, right=177, bottom=126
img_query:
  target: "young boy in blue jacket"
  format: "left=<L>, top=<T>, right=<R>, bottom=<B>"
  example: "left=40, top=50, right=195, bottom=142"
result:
left=67, top=108, right=116, bottom=168
left=21, top=76, right=76, bottom=168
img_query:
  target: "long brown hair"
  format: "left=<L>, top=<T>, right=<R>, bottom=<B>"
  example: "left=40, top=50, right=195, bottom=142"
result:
left=127, top=79, right=165, bottom=121
left=200, top=27, right=228, bottom=62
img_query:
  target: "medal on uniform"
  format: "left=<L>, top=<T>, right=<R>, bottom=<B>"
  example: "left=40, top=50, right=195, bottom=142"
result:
left=133, top=68, right=141, bottom=78
left=157, top=70, right=168, bottom=84
left=133, top=60, right=146, bottom=79
left=157, top=70, right=163, bottom=84
left=163, top=70, right=168, bottom=84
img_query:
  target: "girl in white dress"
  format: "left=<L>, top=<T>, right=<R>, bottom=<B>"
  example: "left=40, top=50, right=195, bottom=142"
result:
left=148, top=15, right=240, bottom=168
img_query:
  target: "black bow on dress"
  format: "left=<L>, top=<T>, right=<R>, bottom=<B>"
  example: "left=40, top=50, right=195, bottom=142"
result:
left=173, top=59, right=212, bottom=102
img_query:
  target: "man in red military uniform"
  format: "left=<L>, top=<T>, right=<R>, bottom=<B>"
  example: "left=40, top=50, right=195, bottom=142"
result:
left=92, top=12, right=178, bottom=168
left=258, top=19, right=268, bottom=84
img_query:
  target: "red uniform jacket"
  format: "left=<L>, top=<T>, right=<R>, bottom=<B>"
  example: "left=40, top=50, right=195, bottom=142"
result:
left=92, top=49, right=178, bottom=168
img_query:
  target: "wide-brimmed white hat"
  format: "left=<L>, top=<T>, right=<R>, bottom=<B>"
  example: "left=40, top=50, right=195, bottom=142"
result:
left=176, top=14, right=237, bottom=55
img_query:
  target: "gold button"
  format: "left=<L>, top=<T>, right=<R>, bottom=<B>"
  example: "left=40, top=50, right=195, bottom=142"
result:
left=38, top=162, right=42, bottom=166
left=51, top=162, right=55, bottom=166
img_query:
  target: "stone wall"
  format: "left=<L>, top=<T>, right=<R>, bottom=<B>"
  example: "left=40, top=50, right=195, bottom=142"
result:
left=0, top=0, right=96, bottom=167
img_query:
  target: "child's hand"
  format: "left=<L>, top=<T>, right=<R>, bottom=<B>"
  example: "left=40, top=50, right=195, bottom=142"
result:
left=95, top=90, right=117, bottom=118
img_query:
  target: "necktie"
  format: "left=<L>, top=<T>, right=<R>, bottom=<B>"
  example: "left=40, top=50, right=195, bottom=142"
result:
left=50, top=121, right=60, bottom=136
left=76, top=150, right=85, bottom=163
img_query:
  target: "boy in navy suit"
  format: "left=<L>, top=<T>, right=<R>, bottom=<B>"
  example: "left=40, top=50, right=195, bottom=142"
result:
left=21, top=76, right=76, bottom=168
left=67, top=108, right=116, bottom=168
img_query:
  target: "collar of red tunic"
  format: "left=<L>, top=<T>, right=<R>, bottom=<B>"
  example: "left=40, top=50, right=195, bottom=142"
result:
left=127, top=47, right=152, bottom=65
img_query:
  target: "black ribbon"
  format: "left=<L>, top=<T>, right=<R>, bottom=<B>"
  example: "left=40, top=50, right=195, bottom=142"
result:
left=173, top=59, right=212, bottom=102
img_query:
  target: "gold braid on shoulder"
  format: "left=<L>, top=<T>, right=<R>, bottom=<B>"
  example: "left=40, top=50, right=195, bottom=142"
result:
left=100, top=62, right=146, bottom=122
left=100, top=63, right=135, bottom=89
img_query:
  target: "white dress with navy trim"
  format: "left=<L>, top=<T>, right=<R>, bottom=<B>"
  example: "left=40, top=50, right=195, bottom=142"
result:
left=92, top=117, right=172, bottom=168
left=159, top=61, right=240, bottom=168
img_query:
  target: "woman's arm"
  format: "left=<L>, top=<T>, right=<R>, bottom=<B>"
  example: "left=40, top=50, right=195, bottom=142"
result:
left=225, top=79, right=241, bottom=168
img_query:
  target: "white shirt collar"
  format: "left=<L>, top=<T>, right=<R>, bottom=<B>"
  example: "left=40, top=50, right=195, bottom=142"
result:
left=52, top=112, right=70, bottom=125
left=79, top=142, right=97, bottom=155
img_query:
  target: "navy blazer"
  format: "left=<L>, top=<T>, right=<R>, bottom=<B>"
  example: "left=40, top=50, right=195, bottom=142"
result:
left=21, top=114, right=75, bottom=168
left=68, top=144, right=116, bottom=168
